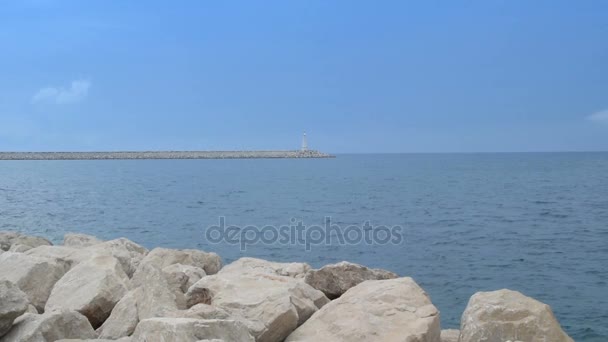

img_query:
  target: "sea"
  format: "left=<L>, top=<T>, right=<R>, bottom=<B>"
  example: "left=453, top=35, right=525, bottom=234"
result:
left=1, top=152, right=607, bottom=341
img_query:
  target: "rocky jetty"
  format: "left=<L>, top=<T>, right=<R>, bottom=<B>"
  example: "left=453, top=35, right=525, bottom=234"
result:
left=0, top=150, right=334, bottom=160
left=0, top=231, right=573, bottom=342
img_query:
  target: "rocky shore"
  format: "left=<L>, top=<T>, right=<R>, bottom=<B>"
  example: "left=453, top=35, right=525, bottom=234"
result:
left=0, top=231, right=573, bottom=342
left=0, top=150, right=334, bottom=160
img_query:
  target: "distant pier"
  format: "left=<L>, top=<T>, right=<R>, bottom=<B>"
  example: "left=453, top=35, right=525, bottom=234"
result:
left=0, top=150, right=334, bottom=160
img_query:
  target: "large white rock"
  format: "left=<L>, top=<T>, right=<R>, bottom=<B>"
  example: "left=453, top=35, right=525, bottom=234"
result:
left=63, top=233, right=102, bottom=248
left=219, top=257, right=311, bottom=278
left=87, top=238, right=148, bottom=278
left=286, top=277, right=441, bottom=342
left=7, top=244, right=32, bottom=253
left=162, top=263, right=206, bottom=292
left=45, top=255, right=130, bottom=328
left=27, top=238, right=147, bottom=278
left=97, top=288, right=140, bottom=339
left=186, top=258, right=329, bottom=342
left=131, top=261, right=180, bottom=320
left=0, top=310, right=96, bottom=342
left=131, top=318, right=254, bottom=342
left=441, top=329, right=460, bottom=342
left=304, top=261, right=398, bottom=299
left=56, top=339, right=131, bottom=342
left=0, top=280, right=29, bottom=337
left=25, top=245, right=90, bottom=270
left=459, top=289, right=573, bottom=342
left=142, top=247, right=222, bottom=275
left=0, top=231, right=52, bottom=251
left=0, top=252, right=67, bottom=311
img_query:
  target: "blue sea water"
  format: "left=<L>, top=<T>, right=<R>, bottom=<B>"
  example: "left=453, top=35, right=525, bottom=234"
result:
left=1, top=153, right=607, bottom=341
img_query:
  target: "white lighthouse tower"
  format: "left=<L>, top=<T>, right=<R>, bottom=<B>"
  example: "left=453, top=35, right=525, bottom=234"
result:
left=301, top=132, right=308, bottom=152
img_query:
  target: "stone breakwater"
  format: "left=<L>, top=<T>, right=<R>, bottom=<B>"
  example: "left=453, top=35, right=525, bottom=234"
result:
left=0, top=150, right=334, bottom=160
left=0, top=231, right=573, bottom=342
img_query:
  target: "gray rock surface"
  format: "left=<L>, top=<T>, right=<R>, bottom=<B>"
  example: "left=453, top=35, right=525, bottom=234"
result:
left=459, top=289, right=573, bottom=342
left=131, top=318, right=254, bottom=342
left=142, top=247, right=222, bottom=275
left=304, top=261, right=398, bottom=299
left=186, top=258, right=329, bottom=342
left=441, top=329, right=459, bottom=342
left=286, top=277, right=441, bottom=342
left=0, top=310, right=96, bottom=342
left=131, top=261, right=180, bottom=320
left=0, top=231, right=52, bottom=251
left=0, top=280, right=29, bottom=337
left=63, top=233, right=102, bottom=248
left=0, top=252, right=67, bottom=311
left=45, top=255, right=130, bottom=328
left=96, top=289, right=140, bottom=339
left=162, top=263, right=206, bottom=292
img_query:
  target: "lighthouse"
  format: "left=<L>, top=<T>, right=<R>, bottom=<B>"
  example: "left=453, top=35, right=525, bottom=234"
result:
left=301, top=132, right=308, bottom=152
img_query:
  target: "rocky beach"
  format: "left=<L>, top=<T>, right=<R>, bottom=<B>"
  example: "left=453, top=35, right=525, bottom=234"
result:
left=0, top=231, right=574, bottom=342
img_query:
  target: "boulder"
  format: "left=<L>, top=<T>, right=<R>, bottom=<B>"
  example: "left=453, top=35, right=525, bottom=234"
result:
left=27, top=238, right=147, bottom=278
left=304, top=261, right=398, bottom=299
left=286, top=277, right=441, bottom=342
left=178, top=304, right=231, bottom=320
left=162, top=263, right=206, bottom=292
left=142, top=247, right=222, bottom=275
left=0, top=252, right=67, bottom=311
left=186, top=258, right=329, bottom=342
left=441, top=329, right=459, bottom=342
left=25, top=305, right=38, bottom=314
left=57, top=339, right=131, bottom=342
left=97, top=289, right=140, bottom=339
left=63, top=233, right=102, bottom=248
left=45, top=255, right=130, bottom=328
left=219, top=257, right=311, bottom=278
left=131, top=318, right=254, bottom=342
left=131, top=261, right=180, bottom=319
left=459, top=289, right=573, bottom=342
left=0, top=310, right=96, bottom=342
left=25, top=245, right=90, bottom=270
left=0, top=280, right=29, bottom=337
left=87, top=238, right=148, bottom=278
left=7, top=244, right=32, bottom=253
left=0, top=231, right=51, bottom=251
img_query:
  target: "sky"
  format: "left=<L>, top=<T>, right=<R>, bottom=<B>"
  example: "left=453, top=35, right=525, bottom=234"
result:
left=0, top=1, right=607, bottom=153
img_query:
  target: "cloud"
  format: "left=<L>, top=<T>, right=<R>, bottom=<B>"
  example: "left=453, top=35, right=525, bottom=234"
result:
left=32, top=80, right=91, bottom=104
left=587, top=109, right=608, bottom=124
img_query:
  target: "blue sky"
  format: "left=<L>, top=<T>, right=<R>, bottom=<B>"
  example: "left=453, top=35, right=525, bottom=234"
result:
left=0, top=1, right=607, bottom=153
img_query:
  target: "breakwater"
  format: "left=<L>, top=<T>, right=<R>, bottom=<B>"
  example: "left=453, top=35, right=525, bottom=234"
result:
left=0, top=150, right=334, bottom=160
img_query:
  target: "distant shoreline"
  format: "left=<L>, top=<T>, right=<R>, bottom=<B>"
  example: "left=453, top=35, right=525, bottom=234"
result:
left=0, top=150, right=335, bottom=160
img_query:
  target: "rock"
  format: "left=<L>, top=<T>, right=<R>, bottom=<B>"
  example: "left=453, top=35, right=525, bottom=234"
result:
left=162, top=264, right=206, bottom=292
left=0, top=310, right=96, bottom=342
left=142, top=247, right=222, bottom=275
left=131, top=261, right=180, bottom=319
left=25, top=305, right=38, bottom=314
left=27, top=238, right=147, bottom=278
left=132, top=318, right=254, bottom=342
left=57, top=339, right=132, bottom=342
left=0, top=252, right=67, bottom=311
left=186, top=258, right=329, bottom=342
left=25, top=245, right=90, bottom=270
left=179, top=304, right=231, bottom=320
left=7, top=244, right=32, bottom=253
left=440, top=329, right=459, bottom=342
left=286, top=277, right=440, bottom=342
left=459, top=289, right=573, bottom=342
left=45, top=255, right=130, bottom=328
left=0, top=231, right=51, bottom=251
left=97, top=289, right=140, bottom=339
left=0, top=280, right=29, bottom=337
left=88, top=238, right=148, bottom=278
left=219, top=257, right=311, bottom=278
left=304, top=261, right=398, bottom=299
left=63, top=233, right=102, bottom=248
